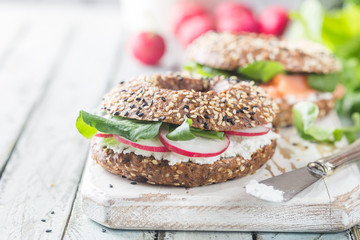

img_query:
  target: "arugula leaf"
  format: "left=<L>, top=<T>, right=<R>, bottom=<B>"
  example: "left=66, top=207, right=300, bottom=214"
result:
left=307, top=73, right=339, bottom=92
left=183, top=61, right=232, bottom=77
left=76, top=110, right=162, bottom=142
left=166, top=118, right=225, bottom=141
left=166, top=118, right=195, bottom=141
left=293, top=102, right=360, bottom=143
left=237, top=61, right=285, bottom=83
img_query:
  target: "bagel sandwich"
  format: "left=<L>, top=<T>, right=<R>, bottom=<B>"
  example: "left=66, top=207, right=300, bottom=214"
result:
left=76, top=73, right=279, bottom=187
left=185, top=31, right=345, bottom=127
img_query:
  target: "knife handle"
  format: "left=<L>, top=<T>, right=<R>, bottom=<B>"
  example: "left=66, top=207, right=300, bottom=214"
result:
left=307, top=138, right=360, bottom=176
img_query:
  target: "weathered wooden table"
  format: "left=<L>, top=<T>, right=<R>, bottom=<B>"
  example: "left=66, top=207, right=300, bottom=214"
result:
left=0, top=5, right=359, bottom=240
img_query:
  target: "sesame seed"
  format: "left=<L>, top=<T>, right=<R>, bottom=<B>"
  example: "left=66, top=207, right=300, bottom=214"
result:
left=45, top=230, right=52, bottom=233
left=130, top=104, right=135, bottom=109
left=184, top=105, right=189, bottom=109
left=50, top=211, right=55, bottom=215
left=160, top=116, right=166, bottom=121
left=150, top=100, right=154, bottom=106
left=242, top=107, right=249, bottom=110
left=136, top=110, right=140, bottom=115
left=119, top=81, right=125, bottom=84
left=114, top=111, right=119, bottom=116
left=250, top=116, right=255, bottom=121
left=204, top=114, right=210, bottom=119
left=204, top=123, right=209, bottom=130
left=161, top=96, right=166, bottom=102
left=130, top=182, right=137, bottom=185
left=41, top=219, right=46, bottom=222
left=130, top=92, right=135, bottom=95
left=138, top=107, right=142, bottom=110
left=109, top=184, right=113, bottom=188
left=124, top=98, right=128, bottom=102
left=102, top=228, right=107, bottom=233
left=186, top=113, right=190, bottom=118
left=121, top=89, right=127, bottom=92
left=138, top=112, right=144, bottom=117
left=249, top=112, right=256, bottom=115
left=124, top=111, right=129, bottom=116
left=223, top=115, right=227, bottom=121
left=122, top=175, right=126, bottom=178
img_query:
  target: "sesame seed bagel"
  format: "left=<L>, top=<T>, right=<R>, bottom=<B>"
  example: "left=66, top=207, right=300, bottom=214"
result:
left=102, top=73, right=279, bottom=131
left=186, top=31, right=341, bottom=74
left=91, top=138, right=276, bottom=187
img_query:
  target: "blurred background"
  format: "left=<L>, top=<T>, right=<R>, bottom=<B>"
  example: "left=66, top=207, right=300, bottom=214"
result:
left=1, top=0, right=359, bottom=122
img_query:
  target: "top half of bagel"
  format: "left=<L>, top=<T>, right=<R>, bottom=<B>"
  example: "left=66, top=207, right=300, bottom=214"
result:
left=102, top=73, right=279, bottom=131
left=186, top=31, right=341, bottom=74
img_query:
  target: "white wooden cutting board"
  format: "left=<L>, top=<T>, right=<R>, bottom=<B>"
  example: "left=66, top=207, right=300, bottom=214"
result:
left=81, top=111, right=360, bottom=232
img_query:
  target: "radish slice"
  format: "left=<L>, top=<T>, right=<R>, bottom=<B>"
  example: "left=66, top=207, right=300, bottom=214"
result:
left=225, top=125, right=270, bottom=137
left=113, top=135, right=169, bottom=152
left=95, top=133, right=168, bottom=152
left=95, top=133, right=113, bottom=138
left=158, top=128, right=230, bottom=158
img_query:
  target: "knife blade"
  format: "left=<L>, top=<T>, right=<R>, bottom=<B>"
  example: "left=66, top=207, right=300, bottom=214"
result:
left=247, top=139, right=360, bottom=202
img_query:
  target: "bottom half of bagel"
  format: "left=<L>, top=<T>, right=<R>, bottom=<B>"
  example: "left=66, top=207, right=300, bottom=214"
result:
left=90, top=137, right=277, bottom=188
left=273, top=95, right=336, bottom=127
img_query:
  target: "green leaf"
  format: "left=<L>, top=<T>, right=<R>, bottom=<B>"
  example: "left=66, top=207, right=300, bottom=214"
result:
left=191, top=127, right=225, bottom=140
left=307, top=73, right=339, bottom=92
left=166, top=118, right=225, bottom=141
left=293, top=102, right=319, bottom=132
left=183, top=61, right=232, bottom=78
left=293, top=102, right=360, bottom=143
left=76, top=110, right=162, bottom=142
left=166, top=118, right=195, bottom=141
left=237, top=61, right=285, bottom=83
left=76, top=112, right=98, bottom=139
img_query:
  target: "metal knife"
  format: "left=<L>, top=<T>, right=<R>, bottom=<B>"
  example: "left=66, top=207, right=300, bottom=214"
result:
left=253, top=139, right=360, bottom=202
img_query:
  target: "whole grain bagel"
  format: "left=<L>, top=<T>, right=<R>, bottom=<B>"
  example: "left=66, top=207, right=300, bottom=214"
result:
left=102, top=73, right=279, bottom=131
left=91, top=138, right=277, bottom=187
left=186, top=31, right=341, bottom=74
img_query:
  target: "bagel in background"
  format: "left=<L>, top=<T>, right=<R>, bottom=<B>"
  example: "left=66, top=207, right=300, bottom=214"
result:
left=185, top=31, right=344, bottom=127
left=77, top=73, right=280, bottom=187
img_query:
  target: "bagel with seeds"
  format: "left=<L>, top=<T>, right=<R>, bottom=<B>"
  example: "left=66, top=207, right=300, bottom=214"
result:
left=185, top=31, right=344, bottom=127
left=76, top=73, right=279, bottom=187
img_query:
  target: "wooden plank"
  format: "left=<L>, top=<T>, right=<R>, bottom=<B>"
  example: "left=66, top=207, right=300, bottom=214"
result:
left=160, top=231, right=252, bottom=240
left=256, top=231, right=352, bottom=240
left=80, top=112, right=360, bottom=232
left=0, top=20, right=71, bottom=173
left=0, top=14, right=123, bottom=239
left=63, top=166, right=157, bottom=240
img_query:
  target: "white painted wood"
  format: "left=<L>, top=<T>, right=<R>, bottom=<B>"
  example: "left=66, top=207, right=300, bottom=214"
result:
left=0, top=12, right=123, bottom=240
left=0, top=20, right=71, bottom=171
left=81, top=112, right=360, bottom=232
left=63, top=190, right=157, bottom=240
left=256, top=231, right=352, bottom=240
left=161, top=231, right=252, bottom=240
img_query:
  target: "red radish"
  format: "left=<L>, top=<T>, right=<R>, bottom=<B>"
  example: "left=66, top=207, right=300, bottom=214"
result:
left=158, top=128, right=230, bottom=158
left=216, top=11, right=259, bottom=33
left=171, top=2, right=207, bottom=36
left=225, top=125, right=270, bottom=137
left=258, top=6, right=289, bottom=36
left=214, top=2, right=253, bottom=19
left=96, top=133, right=168, bottom=152
left=113, top=135, right=169, bottom=152
left=95, top=133, right=113, bottom=138
left=177, top=14, right=215, bottom=47
left=131, top=32, right=166, bottom=65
